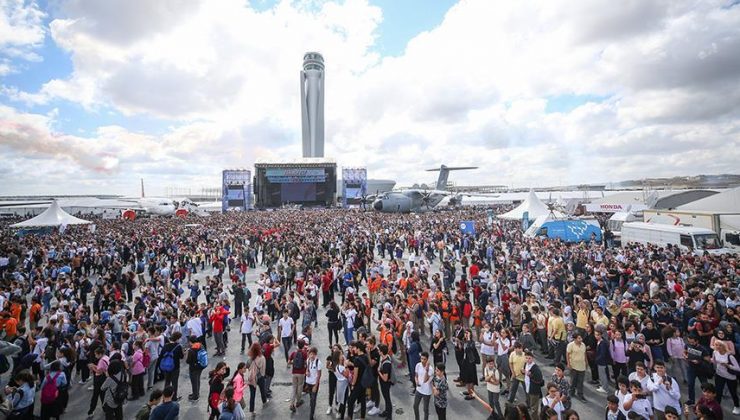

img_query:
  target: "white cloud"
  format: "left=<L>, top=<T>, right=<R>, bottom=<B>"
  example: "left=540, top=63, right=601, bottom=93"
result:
left=1, top=0, right=739, bottom=194
left=0, top=0, right=45, bottom=71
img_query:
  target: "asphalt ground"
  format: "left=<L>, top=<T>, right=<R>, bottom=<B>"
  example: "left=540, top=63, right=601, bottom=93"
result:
left=35, top=252, right=736, bottom=419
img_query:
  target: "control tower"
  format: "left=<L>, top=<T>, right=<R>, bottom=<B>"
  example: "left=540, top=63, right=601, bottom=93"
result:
left=300, top=52, right=325, bottom=157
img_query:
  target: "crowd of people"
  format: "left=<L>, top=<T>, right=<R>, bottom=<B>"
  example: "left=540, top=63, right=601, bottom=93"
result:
left=0, top=206, right=737, bottom=420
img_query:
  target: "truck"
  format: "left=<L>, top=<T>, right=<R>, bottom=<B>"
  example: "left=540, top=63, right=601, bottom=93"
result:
left=525, top=216, right=602, bottom=242
left=642, top=209, right=740, bottom=252
left=621, top=222, right=733, bottom=255
left=606, top=211, right=639, bottom=245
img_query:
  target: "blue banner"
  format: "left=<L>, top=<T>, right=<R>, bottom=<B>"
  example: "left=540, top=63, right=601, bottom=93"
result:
left=459, top=221, right=475, bottom=235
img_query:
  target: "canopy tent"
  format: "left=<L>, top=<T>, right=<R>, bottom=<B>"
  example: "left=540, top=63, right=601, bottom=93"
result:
left=499, top=190, right=563, bottom=220
left=10, top=200, right=92, bottom=228
left=678, top=186, right=740, bottom=212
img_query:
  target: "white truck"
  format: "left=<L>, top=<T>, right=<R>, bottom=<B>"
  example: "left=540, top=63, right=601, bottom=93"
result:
left=606, top=211, right=639, bottom=245
left=642, top=209, right=740, bottom=252
left=621, top=222, right=733, bottom=255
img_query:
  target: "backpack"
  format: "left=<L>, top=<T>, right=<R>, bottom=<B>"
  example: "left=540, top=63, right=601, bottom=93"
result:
left=40, top=372, right=62, bottom=404
left=259, top=330, right=271, bottom=345
left=293, top=350, right=306, bottom=370
left=197, top=348, right=208, bottom=368
left=360, top=359, right=374, bottom=388
left=111, top=374, right=129, bottom=406
left=0, top=355, right=9, bottom=375
left=290, top=302, right=300, bottom=320
left=142, top=351, right=151, bottom=369
left=209, top=391, right=220, bottom=411
left=159, top=345, right=179, bottom=373
left=462, top=302, right=472, bottom=318
left=381, top=359, right=397, bottom=385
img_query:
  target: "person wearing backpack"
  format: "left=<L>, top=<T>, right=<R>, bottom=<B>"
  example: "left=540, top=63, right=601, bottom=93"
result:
left=287, top=339, right=308, bottom=412
left=158, top=332, right=184, bottom=401
left=100, top=359, right=126, bottom=420
left=39, top=360, right=67, bottom=420
left=378, top=344, right=394, bottom=420
left=135, top=388, right=162, bottom=420
left=186, top=337, right=207, bottom=401
left=128, top=340, right=146, bottom=400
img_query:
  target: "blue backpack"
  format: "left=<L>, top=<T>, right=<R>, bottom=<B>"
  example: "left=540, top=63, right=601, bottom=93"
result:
left=160, top=345, right=179, bottom=373
left=197, top=348, right=208, bottom=368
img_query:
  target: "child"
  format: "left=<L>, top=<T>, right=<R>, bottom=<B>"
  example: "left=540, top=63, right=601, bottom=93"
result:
left=136, top=389, right=163, bottom=420
left=605, top=395, right=626, bottom=420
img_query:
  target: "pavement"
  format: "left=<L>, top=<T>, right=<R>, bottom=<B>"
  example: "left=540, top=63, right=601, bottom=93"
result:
left=33, top=252, right=735, bottom=419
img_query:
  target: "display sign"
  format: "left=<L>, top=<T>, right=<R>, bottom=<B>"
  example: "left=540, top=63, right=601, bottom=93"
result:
left=341, top=167, right=367, bottom=208
left=222, top=170, right=253, bottom=212
left=460, top=220, right=475, bottom=235
left=585, top=203, right=646, bottom=213
left=265, top=168, right=326, bottom=183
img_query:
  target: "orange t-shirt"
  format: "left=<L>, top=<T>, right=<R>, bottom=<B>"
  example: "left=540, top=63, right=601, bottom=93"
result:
left=4, top=317, right=18, bottom=337
left=10, top=303, right=21, bottom=321
left=30, top=304, right=41, bottom=322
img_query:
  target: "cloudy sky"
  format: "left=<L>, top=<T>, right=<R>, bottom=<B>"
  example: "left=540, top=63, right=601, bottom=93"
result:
left=1, top=0, right=739, bottom=196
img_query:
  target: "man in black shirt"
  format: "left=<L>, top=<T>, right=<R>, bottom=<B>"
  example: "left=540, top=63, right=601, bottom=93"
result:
left=367, top=337, right=382, bottom=416
left=347, top=341, right=368, bottom=419
left=158, top=332, right=184, bottom=401
left=378, top=344, right=394, bottom=420
left=685, top=334, right=711, bottom=405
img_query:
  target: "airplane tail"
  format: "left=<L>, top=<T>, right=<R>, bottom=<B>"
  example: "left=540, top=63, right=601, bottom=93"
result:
left=426, top=165, right=478, bottom=190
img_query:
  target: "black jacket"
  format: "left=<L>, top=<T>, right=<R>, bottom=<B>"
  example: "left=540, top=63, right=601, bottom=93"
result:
left=526, top=364, right=545, bottom=397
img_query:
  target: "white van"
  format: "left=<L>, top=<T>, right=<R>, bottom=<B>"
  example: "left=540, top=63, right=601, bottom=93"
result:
left=621, top=222, right=733, bottom=255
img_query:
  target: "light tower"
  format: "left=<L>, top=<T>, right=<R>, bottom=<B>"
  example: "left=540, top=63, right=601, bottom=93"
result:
left=300, top=52, right=325, bottom=157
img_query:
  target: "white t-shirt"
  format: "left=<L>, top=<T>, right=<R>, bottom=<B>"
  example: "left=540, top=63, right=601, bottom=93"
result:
left=415, top=362, right=434, bottom=395
left=480, top=331, right=495, bottom=356
left=241, top=314, right=254, bottom=334
left=279, top=317, right=294, bottom=338
left=623, top=393, right=653, bottom=420
left=186, top=317, right=203, bottom=338
left=344, top=308, right=357, bottom=329
left=496, top=337, right=511, bottom=356
left=305, top=358, right=322, bottom=385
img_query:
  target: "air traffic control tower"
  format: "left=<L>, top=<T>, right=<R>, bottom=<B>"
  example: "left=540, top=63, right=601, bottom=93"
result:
left=300, top=52, right=325, bottom=158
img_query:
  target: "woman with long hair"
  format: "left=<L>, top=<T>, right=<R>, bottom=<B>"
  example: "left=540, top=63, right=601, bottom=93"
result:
left=461, top=328, right=480, bottom=401
left=220, top=387, right=246, bottom=420
left=246, top=343, right=268, bottom=415
left=229, top=362, right=247, bottom=410
left=431, top=329, right=447, bottom=366
left=7, top=370, right=35, bottom=420
left=325, top=345, right=342, bottom=416
left=334, top=349, right=351, bottom=419
left=609, top=330, right=628, bottom=381
left=207, top=362, right=228, bottom=420
left=326, top=301, right=341, bottom=347
left=711, top=340, right=740, bottom=414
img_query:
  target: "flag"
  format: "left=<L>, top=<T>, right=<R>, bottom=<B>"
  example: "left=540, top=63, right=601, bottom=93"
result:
left=459, top=221, right=475, bottom=235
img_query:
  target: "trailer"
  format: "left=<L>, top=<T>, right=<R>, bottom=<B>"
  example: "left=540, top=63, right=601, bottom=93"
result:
left=642, top=209, right=740, bottom=251
left=621, top=222, right=733, bottom=255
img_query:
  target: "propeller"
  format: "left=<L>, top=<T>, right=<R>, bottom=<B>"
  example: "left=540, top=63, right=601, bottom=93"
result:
left=421, top=189, right=434, bottom=210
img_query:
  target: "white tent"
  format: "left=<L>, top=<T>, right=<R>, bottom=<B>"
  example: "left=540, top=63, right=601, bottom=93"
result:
left=678, top=186, right=740, bottom=212
left=10, top=200, right=92, bottom=228
left=499, top=190, right=563, bottom=220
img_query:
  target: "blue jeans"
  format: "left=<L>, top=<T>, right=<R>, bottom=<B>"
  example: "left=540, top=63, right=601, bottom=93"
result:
left=344, top=327, right=354, bottom=345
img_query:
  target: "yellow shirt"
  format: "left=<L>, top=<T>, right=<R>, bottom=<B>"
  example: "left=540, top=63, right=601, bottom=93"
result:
left=576, top=309, right=589, bottom=329
left=566, top=341, right=587, bottom=371
left=548, top=316, right=566, bottom=341
left=592, top=313, right=609, bottom=327
left=509, top=351, right=527, bottom=381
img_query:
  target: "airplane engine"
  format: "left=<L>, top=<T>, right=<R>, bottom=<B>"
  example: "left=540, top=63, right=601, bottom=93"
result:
left=122, top=209, right=136, bottom=220
left=175, top=208, right=189, bottom=218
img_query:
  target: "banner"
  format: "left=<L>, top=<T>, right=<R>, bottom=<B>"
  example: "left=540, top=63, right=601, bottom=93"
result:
left=265, top=168, right=326, bottom=183
left=222, top=170, right=253, bottom=212
left=459, top=221, right=475, bottom=235
left=341, top=167, right=367, bottom=208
